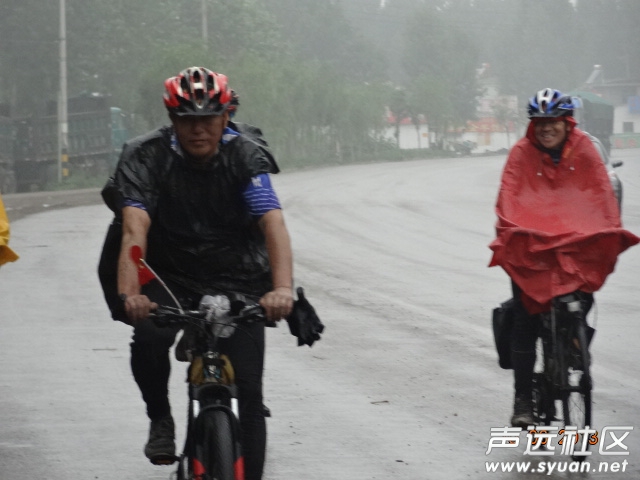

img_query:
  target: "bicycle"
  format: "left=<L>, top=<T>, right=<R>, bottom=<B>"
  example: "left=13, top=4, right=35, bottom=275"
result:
left=151, top=293, right=271, bottom=480
left=531, top=291, right=595, bottom=458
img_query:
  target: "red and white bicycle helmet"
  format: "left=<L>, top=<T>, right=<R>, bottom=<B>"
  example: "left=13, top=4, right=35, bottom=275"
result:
left=163, top=67, right=232, bottom=116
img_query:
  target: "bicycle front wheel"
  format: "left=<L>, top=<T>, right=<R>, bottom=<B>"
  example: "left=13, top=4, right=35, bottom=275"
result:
left=532, top=338, right=555, bottom=425
left=193, top=410, right=238, bottom=480
left=560, top=319, right=592, bottom=451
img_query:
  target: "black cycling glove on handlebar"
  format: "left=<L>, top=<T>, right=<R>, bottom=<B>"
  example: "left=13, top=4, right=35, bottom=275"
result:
left=286, top=287, right=325, bottom=347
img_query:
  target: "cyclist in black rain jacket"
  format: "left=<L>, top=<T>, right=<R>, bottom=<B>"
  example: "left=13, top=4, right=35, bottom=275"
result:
left=101, top=66, right=294, bottom=480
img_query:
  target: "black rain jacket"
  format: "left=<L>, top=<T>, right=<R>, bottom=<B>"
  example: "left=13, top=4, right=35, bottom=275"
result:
left=101, top=122, right=280, bottom=303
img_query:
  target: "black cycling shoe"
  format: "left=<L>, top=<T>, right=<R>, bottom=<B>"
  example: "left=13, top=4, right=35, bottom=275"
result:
left=144, top=415, right=177, bottom=465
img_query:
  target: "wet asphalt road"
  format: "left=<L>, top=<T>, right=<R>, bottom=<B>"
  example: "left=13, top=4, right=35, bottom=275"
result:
left=1, top=149, right=639, bottom=479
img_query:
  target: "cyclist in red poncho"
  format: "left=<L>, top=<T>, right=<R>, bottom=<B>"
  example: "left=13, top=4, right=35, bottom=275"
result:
left=489, top=88, right=639, bottom=427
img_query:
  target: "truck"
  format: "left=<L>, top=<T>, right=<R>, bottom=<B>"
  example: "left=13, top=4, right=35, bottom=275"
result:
left=569, top=90, right=614, bottom=155
left=0, top=93, right=128, bottom=193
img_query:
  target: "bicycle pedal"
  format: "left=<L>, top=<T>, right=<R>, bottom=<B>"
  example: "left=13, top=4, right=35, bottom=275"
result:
left=149, top=454, right=178, bottom=466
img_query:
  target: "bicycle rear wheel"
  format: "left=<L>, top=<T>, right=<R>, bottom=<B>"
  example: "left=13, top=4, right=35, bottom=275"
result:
left=560, top=318, right=592, bottom=457
left=193, top=410, right=238, bottom=480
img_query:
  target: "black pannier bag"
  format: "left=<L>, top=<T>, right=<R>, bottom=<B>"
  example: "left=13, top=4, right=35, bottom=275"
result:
left=492, top=298, right=514, bottom=369
left=97, top=216, right=127, bottom=322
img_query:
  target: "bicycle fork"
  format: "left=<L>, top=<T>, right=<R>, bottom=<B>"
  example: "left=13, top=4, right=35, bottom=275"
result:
left=189, top=383, right=245, bottom=480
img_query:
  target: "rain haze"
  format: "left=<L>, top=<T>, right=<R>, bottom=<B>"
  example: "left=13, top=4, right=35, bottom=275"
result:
left=1, top=1, right=640, bottom=479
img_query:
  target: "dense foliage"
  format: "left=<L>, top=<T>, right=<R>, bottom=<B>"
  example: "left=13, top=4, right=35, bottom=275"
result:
left=1, top=0, right=638, bottom=169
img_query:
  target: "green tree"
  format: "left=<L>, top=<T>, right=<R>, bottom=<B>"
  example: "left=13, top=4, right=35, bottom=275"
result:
left=388, top=87, right=410, bottom=148
left=333, top=82, right=391, bottom=162
left=484, top=0, right=579, bottom=99
left=263, top=0, right=388, bottom=83
left=0, top=0, right=59, bottom=110
left=226, top=50, right=392, bottom=168
left=408, top=75, right=453, bottom=148
left=0, top=0, right=284, bottom=116
left=574, top=0, right=640, bottom=81
left=402, top=4, right=480, bottom=131
left=492, top=100, right=519, bottom=149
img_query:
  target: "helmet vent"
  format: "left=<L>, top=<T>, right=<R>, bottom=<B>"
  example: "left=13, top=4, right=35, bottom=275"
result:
left=164, top=67, right=231, bottom=116
left=206, top=73, right=216, bottom=92
left=180, top=76, right=190, bottom=93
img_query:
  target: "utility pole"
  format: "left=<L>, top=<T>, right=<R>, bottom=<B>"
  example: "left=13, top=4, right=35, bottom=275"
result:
left=58, top=0, right=69, bottom=182
left=201, top=0, right=208, bottom=50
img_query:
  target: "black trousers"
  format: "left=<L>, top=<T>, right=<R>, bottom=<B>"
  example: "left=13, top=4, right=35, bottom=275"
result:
left=510, top=281, right=592, bottom=398
left=130, top=280, right=267, bottom=480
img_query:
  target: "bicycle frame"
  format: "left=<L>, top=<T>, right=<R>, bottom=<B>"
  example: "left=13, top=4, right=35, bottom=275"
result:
left=153, top=298, right=265, bottom=480
left=182, top=347, right=244, bottom=480
left=532, top=292, right=593, bottom=458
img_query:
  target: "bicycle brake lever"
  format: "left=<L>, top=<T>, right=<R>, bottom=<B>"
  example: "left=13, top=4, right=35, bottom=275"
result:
left=149, top=312, right=170, bottom=328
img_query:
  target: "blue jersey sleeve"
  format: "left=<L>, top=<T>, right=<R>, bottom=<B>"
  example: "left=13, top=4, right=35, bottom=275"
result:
left=123, top=199, right=147, bottom=211
left=242, top=173, right=282, bottom=217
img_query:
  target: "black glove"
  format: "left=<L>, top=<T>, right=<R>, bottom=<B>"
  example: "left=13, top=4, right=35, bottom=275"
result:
left=286, top=287, right=325, bottom=347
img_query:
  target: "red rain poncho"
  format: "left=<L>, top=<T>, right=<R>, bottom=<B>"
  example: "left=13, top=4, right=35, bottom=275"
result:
left=489, top=119, right=639, bottom=313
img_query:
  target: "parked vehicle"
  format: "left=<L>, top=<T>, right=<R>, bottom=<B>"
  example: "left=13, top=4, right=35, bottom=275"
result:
left=452, top=140, right=476, bottom=155
left=0, top=93, right=128, bottom=193
left=586, top=132, right=623, bottom=208
left=571, top=91, right=614, bottom=155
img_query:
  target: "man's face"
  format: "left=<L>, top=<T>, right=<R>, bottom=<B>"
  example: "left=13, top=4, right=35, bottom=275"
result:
left=533, top=118, right=569, bottom=150
left=171, top=113, right=228, bottom=162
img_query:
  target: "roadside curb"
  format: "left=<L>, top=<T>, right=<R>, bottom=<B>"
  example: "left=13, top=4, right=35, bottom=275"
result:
left=3, top=188, right=104, bottom=222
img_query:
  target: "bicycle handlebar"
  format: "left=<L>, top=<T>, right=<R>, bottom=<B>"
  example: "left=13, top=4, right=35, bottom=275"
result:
left=150, top=303, right=268, bottom=328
